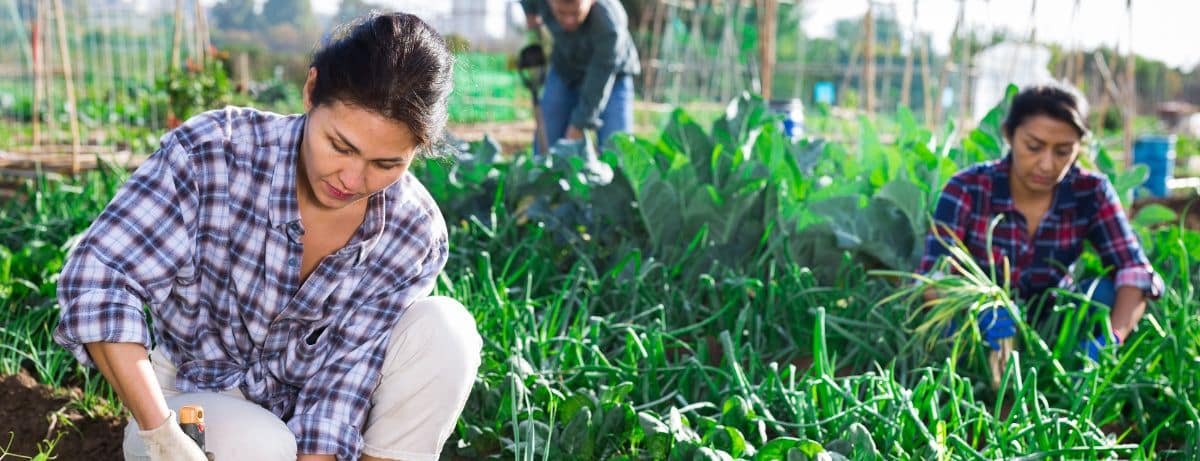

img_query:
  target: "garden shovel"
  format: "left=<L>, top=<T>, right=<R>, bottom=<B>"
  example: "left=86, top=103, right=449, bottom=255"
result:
left=517, top=43, right=550, bottom=155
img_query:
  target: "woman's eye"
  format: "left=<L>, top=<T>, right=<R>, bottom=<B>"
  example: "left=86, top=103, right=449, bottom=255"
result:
left=375, top=162, right=401, bottom=170
left=1026, top=143, right=1043, bottom=151
left=332, top=144, right=351, bottom=154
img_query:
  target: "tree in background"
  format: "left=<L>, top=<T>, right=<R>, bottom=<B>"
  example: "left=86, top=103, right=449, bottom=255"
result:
left=333, top=0, right=387, bottom=26
left=211, top=0, right=258, bottom=31
left=262, top=0, right=317, bottom=32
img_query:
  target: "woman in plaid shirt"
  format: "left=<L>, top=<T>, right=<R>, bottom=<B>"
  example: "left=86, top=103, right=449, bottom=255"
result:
left=919, top=83, right=1163, bottom=364
left=54, top=13, right=480, bottom=461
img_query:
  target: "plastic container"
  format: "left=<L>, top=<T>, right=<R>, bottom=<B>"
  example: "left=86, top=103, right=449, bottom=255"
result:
left=769, top=99, right=805, bottom=141
left=1132, top=135, right=1176, bottom=197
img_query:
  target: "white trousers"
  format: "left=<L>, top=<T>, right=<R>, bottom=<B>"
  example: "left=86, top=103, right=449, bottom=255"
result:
left=123, top=296, right=482, bottom=461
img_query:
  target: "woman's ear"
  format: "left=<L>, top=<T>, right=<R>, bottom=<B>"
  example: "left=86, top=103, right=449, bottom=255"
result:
left=302, top=67, right=317, bottom=112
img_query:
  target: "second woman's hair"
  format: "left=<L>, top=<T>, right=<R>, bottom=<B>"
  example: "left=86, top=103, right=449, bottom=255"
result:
left=309, top=12, right=454, bottom=158
left=1003, top=82, right=1090, bottom=140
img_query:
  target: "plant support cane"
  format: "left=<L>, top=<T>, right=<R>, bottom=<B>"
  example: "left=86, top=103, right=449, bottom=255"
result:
left=989, top=337, right=1014, bottom=389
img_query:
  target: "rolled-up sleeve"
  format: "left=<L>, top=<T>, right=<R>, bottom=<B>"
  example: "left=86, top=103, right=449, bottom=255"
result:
left=53, top=133, right=198, bottom=366
left=288, top=234, right=448, bottom=460
left=1087, top=177, right=1164, bottom=298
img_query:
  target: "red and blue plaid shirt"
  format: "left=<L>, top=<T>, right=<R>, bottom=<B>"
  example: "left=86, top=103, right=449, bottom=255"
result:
left=54, top=107, right=449, bottom=460
left=919, top=154, right=1163, bottom=302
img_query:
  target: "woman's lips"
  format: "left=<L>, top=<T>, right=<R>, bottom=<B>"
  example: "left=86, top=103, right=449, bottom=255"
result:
left=324, top=181, right=354, bottom=200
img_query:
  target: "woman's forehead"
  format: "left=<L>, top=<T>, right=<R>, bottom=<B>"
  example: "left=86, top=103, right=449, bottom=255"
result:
left=1016, top=115, right=1080, bottom=143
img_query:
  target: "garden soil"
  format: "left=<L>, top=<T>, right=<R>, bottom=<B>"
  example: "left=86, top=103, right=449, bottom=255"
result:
left=0, top=372, right=123, bottom=460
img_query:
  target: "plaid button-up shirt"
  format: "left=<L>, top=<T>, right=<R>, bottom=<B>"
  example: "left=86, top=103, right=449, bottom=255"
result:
left=919, top=154, right=1163, bottom=302
left=54, top=107, right=449, bottom=460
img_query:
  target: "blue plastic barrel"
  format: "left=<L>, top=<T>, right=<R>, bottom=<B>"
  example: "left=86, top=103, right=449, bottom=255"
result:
left=769, top=99, right=805, bottom=141
left=1132, top=135, right=1176, bottom=197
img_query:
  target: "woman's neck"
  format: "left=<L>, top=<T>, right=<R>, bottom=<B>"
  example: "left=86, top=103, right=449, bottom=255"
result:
left=1008, top=174, right=1053, bottom=206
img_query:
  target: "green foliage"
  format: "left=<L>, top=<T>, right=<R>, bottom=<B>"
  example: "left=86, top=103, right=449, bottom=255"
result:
left=156, top=58, right=234, bottom=124
left=5, top=90, right=1200, bottom=459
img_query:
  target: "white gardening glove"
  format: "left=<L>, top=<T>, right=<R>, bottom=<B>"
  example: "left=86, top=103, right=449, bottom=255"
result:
left=138, top=410, right=210, bottom=461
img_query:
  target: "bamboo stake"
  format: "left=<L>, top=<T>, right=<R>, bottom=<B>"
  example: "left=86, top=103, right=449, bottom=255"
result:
left=645, top=0, right=666, bottom=101
left=171, top=0, right=183, bottom=71
left=759, top=0, right=778, bottom=100
left=51, top=0, right=81, bottom=175
left=32, top=0, right=43, bottom=147
left=43, top=0, right=57, bottom=146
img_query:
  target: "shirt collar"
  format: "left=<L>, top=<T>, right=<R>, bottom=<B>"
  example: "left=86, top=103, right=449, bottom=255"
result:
left=265, top=112, right=396, bottom=266
left=989, top=152, right=1079, bottom=213
left=269, top=114, right=306, bottom=228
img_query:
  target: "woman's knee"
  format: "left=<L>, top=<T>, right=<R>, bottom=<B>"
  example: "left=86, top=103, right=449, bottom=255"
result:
left=398, top=296, right=482, bottom=367
left=123, top=392, right=296, bottom=461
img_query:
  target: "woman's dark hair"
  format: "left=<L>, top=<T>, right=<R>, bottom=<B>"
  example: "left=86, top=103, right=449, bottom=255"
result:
left=309, top=12, right=454, bottom=158
left=1003, top=82, right=1090, bottom=140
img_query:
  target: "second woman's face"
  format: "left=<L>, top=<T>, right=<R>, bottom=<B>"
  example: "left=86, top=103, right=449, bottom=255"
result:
left=1006, top=114, right=1082, bottom=197
left=299, top=71, right=417, bottom=211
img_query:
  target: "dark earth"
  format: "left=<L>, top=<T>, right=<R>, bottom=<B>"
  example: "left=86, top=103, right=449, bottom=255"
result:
left=0, top=372, right=123, bottom=461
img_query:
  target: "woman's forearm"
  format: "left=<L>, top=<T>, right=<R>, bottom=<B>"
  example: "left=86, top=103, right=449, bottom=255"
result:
left=1110, top=285, right=1147, bottom=341
left=84, top=342, right=171, bottom=429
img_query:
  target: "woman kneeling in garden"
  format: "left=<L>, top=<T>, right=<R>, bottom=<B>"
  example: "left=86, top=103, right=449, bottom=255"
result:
left=53, top=13, right=481, bottom=461
left=920, top=83, right=1163, bottom=364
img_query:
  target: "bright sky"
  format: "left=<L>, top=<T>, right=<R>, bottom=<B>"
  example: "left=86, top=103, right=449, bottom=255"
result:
left=211, top=0, right=1199, bottom=70
left=802, top=0, right=1200, bottom=70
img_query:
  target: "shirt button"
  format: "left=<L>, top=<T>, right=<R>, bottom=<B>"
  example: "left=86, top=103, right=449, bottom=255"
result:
left=287, top=256, right=299, bottom=267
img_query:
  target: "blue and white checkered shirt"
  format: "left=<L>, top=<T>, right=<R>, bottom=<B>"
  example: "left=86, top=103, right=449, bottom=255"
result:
left=54, top=107, right=449, bottom=460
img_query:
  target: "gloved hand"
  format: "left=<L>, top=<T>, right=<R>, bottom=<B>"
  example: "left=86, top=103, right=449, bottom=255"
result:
left=138, top=410, right=210, bottom=461
left=1080, top=329, right=1122, bottom=362
left=976, top=305, right=1016, bottom=350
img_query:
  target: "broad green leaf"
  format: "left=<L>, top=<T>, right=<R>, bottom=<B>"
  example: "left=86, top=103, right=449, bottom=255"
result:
left=1133, top=203, right=1179, bottom=228
left=755, top=437, right=801, bottom=460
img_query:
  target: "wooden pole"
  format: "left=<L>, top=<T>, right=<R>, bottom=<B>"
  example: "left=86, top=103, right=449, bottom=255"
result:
left=171, top=0, right=183, bottom=71
left=52, top=0, right=81, bottom=175
left=759, top=0, right=778, bottom=100
left=900, top=0, right=917, bottom=110
left=863, top=2, right=875, bottom=113
left=194, top=0, right=209, bottom=66
left=43, top=0, right=56, bottom=146
left=644, top=0, right=666, bottom=101
left=32, top=0, right=43, bottom=147
left=1123, top=0, right=1135, bottom=168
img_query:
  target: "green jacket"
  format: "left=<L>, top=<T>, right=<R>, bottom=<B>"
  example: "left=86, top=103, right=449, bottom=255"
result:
left=520, top=0, right=641, bottom=130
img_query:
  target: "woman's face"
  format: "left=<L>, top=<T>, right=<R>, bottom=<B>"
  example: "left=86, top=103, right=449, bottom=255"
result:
left=299, top=69, right=416, bottom=211
left=1005, top=114, right=1082, bottom=197
left=550, top=0, right=595, bottom=32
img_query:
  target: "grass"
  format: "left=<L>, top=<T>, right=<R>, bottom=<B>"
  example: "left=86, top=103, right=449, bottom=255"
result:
left=0, top=128, right=1197, bottom=459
